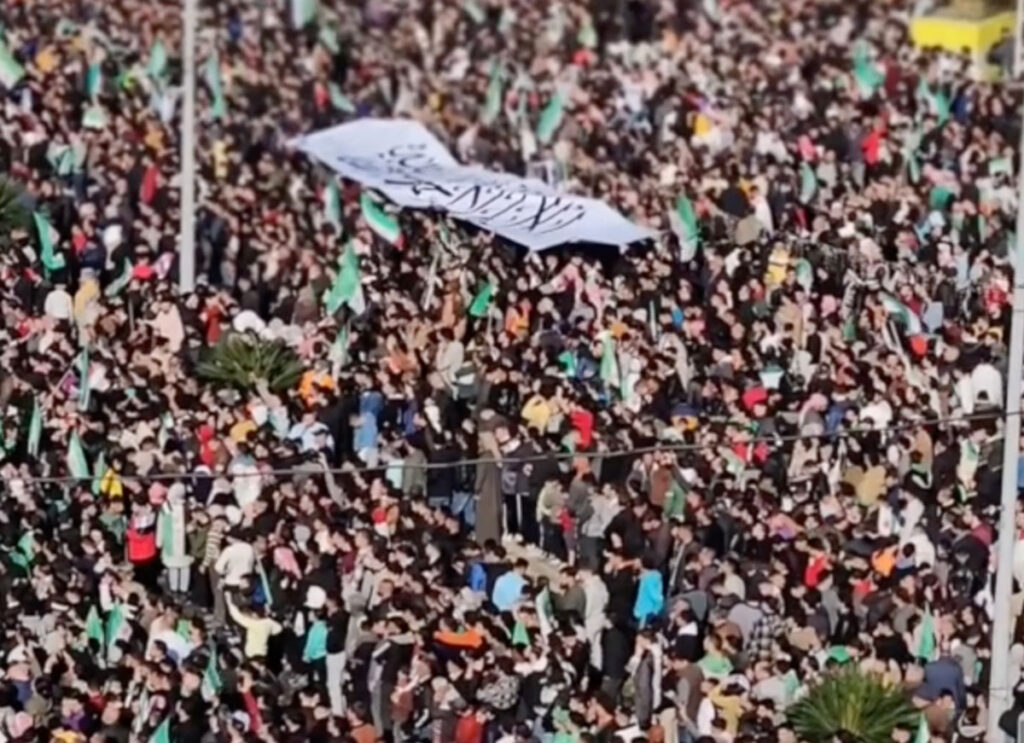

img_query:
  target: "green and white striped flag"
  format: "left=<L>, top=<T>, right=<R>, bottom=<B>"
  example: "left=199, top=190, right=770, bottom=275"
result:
left=323, top=240, right=365, bottom=315
left=292, top=0, right=318, bottom=28
left=147, top=40, right=168, bottom=83
left=799, top=162, right=817, bottom=204
left=669, top=195, right=700, bottom=261
left=26, top=396, right=42, bottom=458
left=468, top=280, right=495, bottom=318
left=77, top=349, right=91, bottom=412
left=202, top=645, right=223, bottom=695
left=67, top=431, right=90, bottom=481
left=360, top=193, right=403, bottom=246
left=85, top=62, right=102, bottom=101
left=104, top=259, right=133, bottom=297
left=599, top=334, right=620, bottom=388
left=480, top=60, right=504, bottom=126
left=880, top=294, right=923, bottom=336
left=536, top=90, right=565, bottom=145
left=32, top=211, right=66, bottom=273
left=205, top=52, right=226, bottom=120
left=85, top=605, right=104, bottom=646
left=0, top=41, right=24, bottom=89
left=328, top=83, right=355, bottom=113
left=324, top=178, right=341, bottom=229
left=851, top=41, right=884, bottom=99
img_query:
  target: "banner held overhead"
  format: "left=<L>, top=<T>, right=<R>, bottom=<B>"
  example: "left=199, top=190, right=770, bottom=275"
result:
left=293, top=119, right=654, bottom=251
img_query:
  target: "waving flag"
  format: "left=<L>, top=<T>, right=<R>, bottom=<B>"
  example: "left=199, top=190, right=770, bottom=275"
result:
left=799, top=162, right=817, bottom=204
left=147, top=40, right=168, bottom=82
left=328, top=83, right=355, bottom=113
left=881, top=294, right=923, bottom=336
left=291, top=0, right=318, bottom=28
left=85, top=605, right=104, bottom=646
left=33, top=212, right=66, bottom=273
left=77, top=349, right=91, bottom=412
left=86, top=62, right=102, bottom=100
left=0, top=41, right=24, bottom=89
left=324, top=178, right=342, bottom=229
left=323, top=241, right=365, bottom=315
left=480, top=60, right=504, bottom=126
left=468, top=280, right=495, bottom=318
left=851, top=41, right=884, bottom=98
left=67, top=431, right=90, bottom=480
left=27, top=397, right=42, bottom=457
left=202, top=646, right=223, bottom=695
left=360, top=194, right=403, bottom=246
left=669, top=195, right=700, bottom=261
left=600, top=335, right=620, bottom=388
left=205, top=52, right=226, bottom=120
left=536, top=91, right=565, bottom=145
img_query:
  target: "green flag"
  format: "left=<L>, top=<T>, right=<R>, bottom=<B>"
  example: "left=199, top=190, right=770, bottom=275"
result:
left=85, top=605, right=104, bottom=646
left=85, top=62, right=102, bottom=101
left=851, top=41, right=884, bottom=98
left=324, top=178, right=342, bottom=229
left=33, top=212, right=66, bottom=273
left=104, top=259, right=133, bottom=297
left=669, top=195, right=700, bottom=261
left=92, top=449, right=106, bottom=496
left=463, top=0, right=486, bottom=23
left=77, top=349, right=91, bottom=412
left=0, top=40, right=24, bottom=89
left=360, top=193, right=403, bottom=245
left=105, top=602, right=125, bottom=651
left=577, top=23, right=598, bottom=49
left=202, top=646, right=223, bottom=695
left=511, top=620, right=530, bottom=647
left=26, top=396, right=42, bottom=458
left=330, top=323, right=350, bottom=379
left=468, top=281, right=495, bottom=318
left=67, top=431, right=90, bottom=481
left=917, top=79, right=949, bottom=125
left=82, top=105, right=108, bottom=130
left=323, top=241, right=365, bottom=315
left=149, top=716, right=170, bottom=743
left=916, top=609, right=936, bottom=662
left=913, top=714, right=929, bottom=743
left=480, top=60, right=504, bottom=126
left=205, top=52, right=226, bottom=120
left=558, top=350, right=577, bottom=377
left=880, top=293, right=923, bottom=336
left=536, top=91, right=565, bottom=145
left=147, top=40, right=168, bottom=82
left=799, top=162, right=817, bottom=204
left=599, top=335, right=619, bottom=388
left=328, top=83, right=355, bottom=113
left=318, top=25, right=340, bottom=54
left=291, top=0, right=318, bottom=28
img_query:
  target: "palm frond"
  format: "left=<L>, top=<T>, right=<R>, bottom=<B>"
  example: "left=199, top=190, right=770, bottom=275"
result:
left=196, top=333, right=304, bottom=393
left=788, top=668, right=917, bottom=743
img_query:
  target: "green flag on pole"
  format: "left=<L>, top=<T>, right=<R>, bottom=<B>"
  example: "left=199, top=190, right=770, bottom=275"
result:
left=599, top=335, right=619, bottom=388
left=880, top=294, right=924, bottom=336
left=85, top=605, right=104, bottom=646
left=26, top=396, right=42, bottom=458
left=33, top=212, right=67, bottom=273
left=669, top=195, right=700, bottom=261
left=360, top=193, right=403, bottom=246
left=851, top=41, right=884, bottom=99
left=202, top=646, right=223, bottom=695
left=147, top=40, right=168, bottom=83
left=205, top=52, right=226, bottom=120
left=149, top=716, right=170, bottom=743
left=85, top=62, right=102, bottom=101
left=104, top=259, right=133, bottom=297
left=913, top=714, right=929, bottom=743
left=67, top=431, right=90, bottom=481
left=324, top=178, right=341, bottom=229
left=536, top=91, right=565, bottom=145
left=78, top=349, right=91, bottom=412
left=328, top=83, right=355, bottom=113
left=915, top=609, right=936, bottom=662
left=799, top=162, right=817, bottom=204
left=468, top=281, right=495, bottom=318
left=323, top=241, right=365, bottom=315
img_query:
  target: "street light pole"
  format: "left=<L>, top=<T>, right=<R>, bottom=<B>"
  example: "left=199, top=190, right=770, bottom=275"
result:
left=986, top=83, right=1024, bottom=742
left=178, top=0, right=198, bottom=293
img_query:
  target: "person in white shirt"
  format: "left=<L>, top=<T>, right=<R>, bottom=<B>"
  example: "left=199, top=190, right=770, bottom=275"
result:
left=212, top=530, right=255, bottom=626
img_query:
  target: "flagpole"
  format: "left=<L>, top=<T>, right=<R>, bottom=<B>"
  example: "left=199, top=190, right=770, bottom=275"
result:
left=178, top=0, right=198, bottom=293
left=986, top=80, right=1024, bottom=742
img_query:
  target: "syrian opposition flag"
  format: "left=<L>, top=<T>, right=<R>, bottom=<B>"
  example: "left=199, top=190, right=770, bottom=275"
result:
left=669, top=195, right=700, bottom=262
left=323, top=240, right=365, bottom=315
left=360, top=193, right=403, bottom=246
left=323, top=178, right=342, bottom=229
left=67, top=431, right=90, bottom=481
left=536, top=90, right=565, bottom=145
left=880, top=294, right=923, bottom=336
left=33, top=212, right=67, bottom=273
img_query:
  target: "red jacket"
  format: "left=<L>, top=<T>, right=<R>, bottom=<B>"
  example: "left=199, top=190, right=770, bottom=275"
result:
left=126, top=525, right=157, bottom=563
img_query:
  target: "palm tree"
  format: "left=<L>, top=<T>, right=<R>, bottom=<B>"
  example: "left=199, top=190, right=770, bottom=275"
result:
left=196, top=333, right=304, bottom=393
left=788, top=668, right=917, bottom=743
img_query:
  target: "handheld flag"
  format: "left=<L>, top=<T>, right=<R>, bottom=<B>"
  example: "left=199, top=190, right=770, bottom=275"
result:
left=85, top=605, right=104, bottom=646
left=205, top=52, right=226, bottom=120
left=599, top=335, right=620, bottom=388
left=105, top=259, right=133, bottom=297
left=669, top=195, right=700, bottom=261
left=851, top=41, right=884, bottom=98
left=292, top=0, right=318, bottom=28
left=360, top=193, right=403, bottom=246
left=67, top=431, right=90, bottom=481
left=82, top=105, right=108, bottom=130
left=149, top=716, right=170, bottom=743
left=77, top=349, right=91, bottom=412
left=33, top=212, right=66, bottom=273
left=105, top=602, right=125, bottom=652
left=85, top=62, right=102, bottom=101
left=880, top=294, right=924, bottom=336
left=26, top=396, right=42, bottom=458
left=323, top=178, right=341, bottom=229
left=0, top=41, right=25, bottom=89
left=147, top=40, right=168, bottom=83
left=536, top=91, right=565, bottom=145
left=480, top=60, right=503, bottom=126
left=202, top=646, right=223, bottom=695
left=323, top=241, right=365, bottom=315
left=330, top=323, right=350, bottom=379
left=913, top=714, right=929, bottom=743
left=328, top=83, right=355, bottom=113
left=92, top=449, right=106, bottom=497
left=468, top=281, right=495, bottom=318
left=916, top=609, right=936, bottom=662
left=318, top=25, right=340, bottom=54
left=799, top=162, right=817, bottom=204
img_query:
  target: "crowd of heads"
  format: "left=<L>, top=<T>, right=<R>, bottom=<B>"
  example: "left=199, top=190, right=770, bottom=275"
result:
left=0, top=0, right=1020, bottom=741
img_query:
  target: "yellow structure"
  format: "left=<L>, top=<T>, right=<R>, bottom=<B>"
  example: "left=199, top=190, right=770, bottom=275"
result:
left=910, top=9, right=1013, bottom=53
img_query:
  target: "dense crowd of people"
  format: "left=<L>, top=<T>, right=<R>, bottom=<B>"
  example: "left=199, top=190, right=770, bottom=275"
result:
left=0, top=0, right=1021, bottom=740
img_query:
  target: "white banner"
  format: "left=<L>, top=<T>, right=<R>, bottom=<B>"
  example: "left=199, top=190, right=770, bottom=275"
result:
left=293, top=119, right=654, bottom=251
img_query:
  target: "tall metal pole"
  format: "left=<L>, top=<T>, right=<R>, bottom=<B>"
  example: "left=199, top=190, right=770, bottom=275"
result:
left=178, top=0, right=198, bottom=293
left=986, top=88, right=1024, bottom=742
